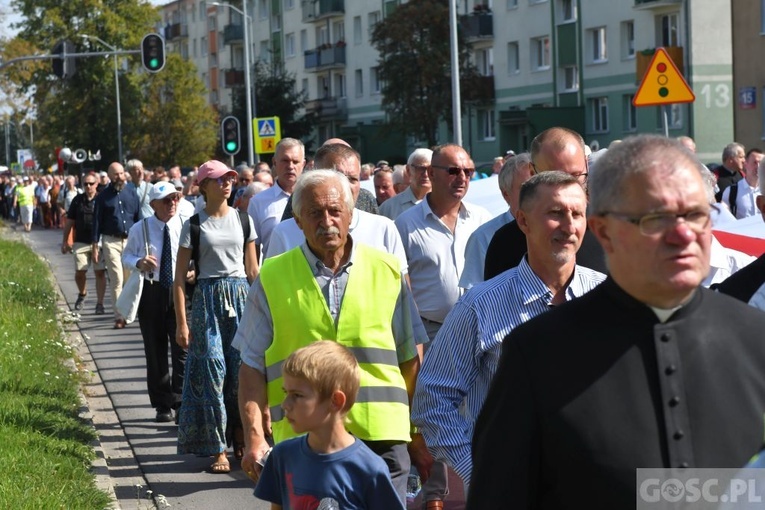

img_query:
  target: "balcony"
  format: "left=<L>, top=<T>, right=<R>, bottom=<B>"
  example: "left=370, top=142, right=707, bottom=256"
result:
left=302, top=0, right=344, bottom=22
left=304, top=97, right=348, bottom=120
left=462, top=75, right=495, bottom=103
left=636, top=46, right=684, bottom=83
left=223, top=23, right=244, bottom=45
left=224, top=68, right=245, bottom=87
left=164, top=22, right=188, bottom=41
left=460, top=12, right=493, bottom=39
left=634, top=0, right=682, bottom=8
left=304, top=45, right=346, bottom=71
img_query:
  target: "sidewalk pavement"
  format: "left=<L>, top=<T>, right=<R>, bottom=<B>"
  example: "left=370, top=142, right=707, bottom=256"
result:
left=12, top=225, right=466, bottom=510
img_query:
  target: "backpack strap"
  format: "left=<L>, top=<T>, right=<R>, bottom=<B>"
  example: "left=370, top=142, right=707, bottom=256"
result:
left=190, top=213, right=200, bottom=274
left=729, top=181, right=739, bottom=217
left=237, top=209, right=250, bottom=254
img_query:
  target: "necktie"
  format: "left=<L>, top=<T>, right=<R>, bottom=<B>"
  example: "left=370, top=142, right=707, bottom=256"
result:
left=160, top=225, right=173, bottom=289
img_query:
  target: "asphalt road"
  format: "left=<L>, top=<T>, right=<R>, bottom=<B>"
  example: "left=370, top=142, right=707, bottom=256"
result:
left=12, top=224, right=466, bottom=510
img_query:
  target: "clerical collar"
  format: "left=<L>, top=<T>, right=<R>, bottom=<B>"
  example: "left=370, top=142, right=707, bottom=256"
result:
left=649, top=305, right=683, bottom=323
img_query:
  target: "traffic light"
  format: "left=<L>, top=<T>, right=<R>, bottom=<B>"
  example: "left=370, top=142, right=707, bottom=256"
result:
left=141, top=33, right=166, bottom=73
left=52, top=40, right=76, bottom=79
left=221, top=116, right=241, bottom=155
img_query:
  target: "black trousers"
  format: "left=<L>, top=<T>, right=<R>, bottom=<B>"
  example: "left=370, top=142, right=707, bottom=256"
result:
left=137, top=282, right=187, bottom=410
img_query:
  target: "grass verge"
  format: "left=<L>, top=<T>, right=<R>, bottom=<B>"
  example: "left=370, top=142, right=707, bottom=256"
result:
left=0, top=237, right=113, bottom=509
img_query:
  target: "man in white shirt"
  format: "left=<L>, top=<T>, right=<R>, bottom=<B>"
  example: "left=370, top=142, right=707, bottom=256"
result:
left=247, top=138, right=306, bottom=256
left=379, top=148, right=433, bottom=221
left=394, top=143, right=491, bottom=510
left=459, top=152, right=533, bottom=290
left=267, top=144, right=408, bottom=272
left=126, top=159, right=155, bottom=220
left=122, top=182, right=187, bottom=423
left=721, top=148, right=763, bottom=219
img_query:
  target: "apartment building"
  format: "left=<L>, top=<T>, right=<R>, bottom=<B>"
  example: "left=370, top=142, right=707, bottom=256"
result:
left=732, top=0, right=765, bottom=155
left=159, top=0, right=734, bottom=163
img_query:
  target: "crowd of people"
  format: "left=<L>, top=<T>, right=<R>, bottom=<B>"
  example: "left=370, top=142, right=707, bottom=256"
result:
left=8, top=127, right=765, bottom=509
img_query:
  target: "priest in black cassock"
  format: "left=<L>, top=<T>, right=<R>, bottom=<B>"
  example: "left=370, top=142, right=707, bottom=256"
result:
left=467, top=134, right=765, bottom=510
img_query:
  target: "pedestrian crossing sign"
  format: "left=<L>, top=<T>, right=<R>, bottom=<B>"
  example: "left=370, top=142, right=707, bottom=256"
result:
left=254, top=116, right=281, bottom=154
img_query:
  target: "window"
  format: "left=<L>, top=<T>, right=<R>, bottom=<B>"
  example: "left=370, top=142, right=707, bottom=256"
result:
left=193, top=39, right=198, bottom=58
left=562, top=66, right=578, bottom=91
left=317, top=25, right=329, bottom=46
left=371, top=66, right=382, bottom=94
left=354, top=16, right=362, bottom=45
left=300, top=29, right=307, bottom=52
left=623, top=94, right=637, bottom=131
left=201, top=36, right=208, bottom=57
left=258, top=0, right=268, bottom=20
left=589, top=27, right=607, bottom=62
left=657, top=13, right=679, bottom=47
left=507, top=0, right=518, bottom=7
left=208, top=15, right=216, bottom=31
left=531, top=36, right=550, bottom=70
left=260, top=40, right=270, bottom=62
left=590, top=97, right=609, bottom=132
left=368, top=11, right=381, bottom=37
left=285, top=33, right=295, bottom=58
left=355, top=69, right=364, bottom=96
left=335, top=73, right=346, bottom=98
left=271, top=13, right=281, bottom=32
left=333, top=20, right=345, bottom=43
left=508, top=42, right=520, bottom=74
left=319, top=76, right=329, bottom=98
left=479, top=109, right=496, bottom=140
left=301, top=78, right=309, bottom=97
left=669, top=104, right=682, bottom=129
left=476, top=47, right=493, bottom=76
left=621, top=21, right=635, bottom=59
left=559, top=0, right=575, bottom=22
left=284, top=0, right=294, bottom=10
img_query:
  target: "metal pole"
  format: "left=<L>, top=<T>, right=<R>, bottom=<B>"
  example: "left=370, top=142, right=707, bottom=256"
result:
left=80, top=35, right=123, bottom=163
left=449, top=0, right=462, bottom=146
left=213, top=2, right=255, bottom=165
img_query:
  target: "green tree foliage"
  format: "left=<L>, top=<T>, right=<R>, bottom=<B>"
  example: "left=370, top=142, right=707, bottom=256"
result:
left=129, top=53, right=217, bottom=167
left=2, top=0, right=214, bottom=169
left=231, top=61, right=317, bottom=155
left=370, top=0, right=477, bottom=147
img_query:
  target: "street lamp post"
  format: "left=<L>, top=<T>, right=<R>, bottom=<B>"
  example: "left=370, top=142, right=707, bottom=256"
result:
left=80, top=35, right=123, bottom=163
left=213, top=1, right=255, bottom=166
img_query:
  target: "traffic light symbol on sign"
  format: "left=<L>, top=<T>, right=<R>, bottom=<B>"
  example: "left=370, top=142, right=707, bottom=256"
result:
left=221, top=116, right=241, bottom=156
left=141, top=34, right=166, bottom=73
left=633, top=48, right=694, bottom=107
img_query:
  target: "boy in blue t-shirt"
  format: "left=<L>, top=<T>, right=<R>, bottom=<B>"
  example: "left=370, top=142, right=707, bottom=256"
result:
left=254, top=340, right=404, bottom=510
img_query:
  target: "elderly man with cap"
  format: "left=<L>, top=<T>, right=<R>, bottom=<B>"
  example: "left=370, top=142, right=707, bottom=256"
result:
left=122, top=181, right=187, bottom=423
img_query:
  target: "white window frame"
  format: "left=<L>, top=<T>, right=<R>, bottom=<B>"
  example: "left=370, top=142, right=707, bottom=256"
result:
left=591, top=97, right=609, bottom=133
left=368, top=11, right=381, bottom=38
left=476, top=47, right=494, bottom=76
left=355, top=69, right=364, bottom=97
left=258, top=0, right=268, bottom=20
left=371, top=66, right=382, bottom=94
left=507, top=0, right=518, bottom=8
left=284, top=0, right=294, bottom=10
left=335, top=73, right=346, bottom=98
left=624, top=94, right=637, bottom=131
left=559, top=0, right=576, bottom=22
left=285, top=32, right=295, bottom=58
left=531, top=36, right=550, bottom=70
left=562, top=66, right=578, bottom=91
left=353, top=16, right=362, bottom=45
left=508, top=41, right=520, bottom=74
left=669, top=104, right=683, bottom=129
left=300, top=29, right=308, bottom=52
left=621, top=21, right=635, bottom=59
left=657, top=13, right=680, bottom=47
left=479, top=109, right=496, bottom=140
left=590, top=27, right=607, bottom=63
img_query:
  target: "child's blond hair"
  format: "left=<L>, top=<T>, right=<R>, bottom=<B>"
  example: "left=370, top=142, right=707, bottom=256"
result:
left=282, top=341, right=360, bottom=413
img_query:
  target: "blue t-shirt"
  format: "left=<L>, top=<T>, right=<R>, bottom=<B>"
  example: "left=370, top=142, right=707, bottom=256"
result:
left=255, top=435, right=404, bottom=510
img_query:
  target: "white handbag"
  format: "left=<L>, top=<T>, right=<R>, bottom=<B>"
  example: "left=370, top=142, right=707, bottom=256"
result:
left=115, top=219, right=150, bottom=324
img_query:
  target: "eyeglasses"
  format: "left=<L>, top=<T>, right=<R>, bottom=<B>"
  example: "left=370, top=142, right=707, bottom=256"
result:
left=83, top=182, right=97, bottom=187
left=601, top=208, right=713, bottom=236
left=162, top=195, right=180, bottom=205
left=410, top=164, right=430, bottom=173
left=216, top=176, right=235, bottom=185
left=431, top=165, right=475, bottom=178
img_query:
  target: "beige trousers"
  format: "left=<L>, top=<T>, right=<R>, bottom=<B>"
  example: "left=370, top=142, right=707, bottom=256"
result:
left=101, top=236, right=130, bottom=319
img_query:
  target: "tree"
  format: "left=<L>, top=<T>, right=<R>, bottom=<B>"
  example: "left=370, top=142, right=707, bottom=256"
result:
left=129, top=53, right=218, bottom=166
left=371, top=0, right=477, bottom=147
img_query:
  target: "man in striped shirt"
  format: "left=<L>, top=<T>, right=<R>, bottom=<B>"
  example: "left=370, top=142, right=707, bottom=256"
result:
left=411, top=171, right=605, bottom=491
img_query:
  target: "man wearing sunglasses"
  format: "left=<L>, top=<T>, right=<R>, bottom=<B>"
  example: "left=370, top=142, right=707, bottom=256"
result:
left=380, top=148, right=433, bottom=221
left=394, top=143, right=491, bottom=510
left=483, top=126, right=607, bottom=281
left=123, top=182, right=187, bottom=423
left=468, top=135, right=765, bottom=509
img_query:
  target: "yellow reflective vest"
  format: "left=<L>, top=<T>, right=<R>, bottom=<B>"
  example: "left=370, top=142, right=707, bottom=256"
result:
left=261, top=244, right=411, bottom=444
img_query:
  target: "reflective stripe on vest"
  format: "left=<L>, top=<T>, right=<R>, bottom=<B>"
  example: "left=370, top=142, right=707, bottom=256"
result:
left=261, top=244, right=410, bottom=444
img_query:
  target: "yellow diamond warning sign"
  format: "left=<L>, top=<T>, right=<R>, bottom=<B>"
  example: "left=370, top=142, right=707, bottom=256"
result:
left=633, top=48, right=694, bottom=107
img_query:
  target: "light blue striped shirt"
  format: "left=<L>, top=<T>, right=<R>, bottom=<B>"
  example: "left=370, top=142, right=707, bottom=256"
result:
left=411, top=257, right=605, bottom=486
